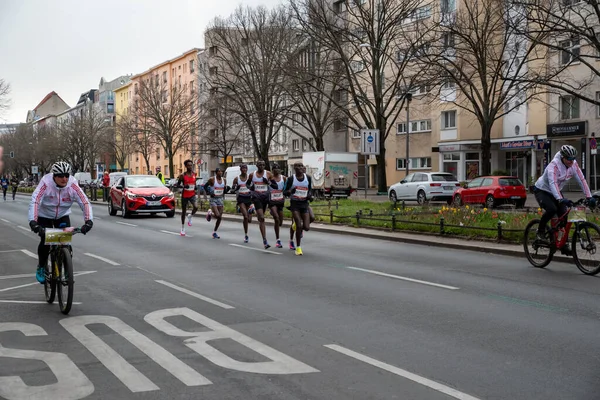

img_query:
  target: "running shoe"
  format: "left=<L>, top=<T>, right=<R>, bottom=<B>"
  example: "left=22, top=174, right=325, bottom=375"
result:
left=206, top=210, right=212, bottom=222
left=187, top=214, right=193, bottom=226
left=289, top=241, right=295, bottom=250
left=276, top=239, right=282, bottom=248
left=295, top=246, right=303, bottom=256
left=180, top=229, right=186, bottom=236
left=212, top=232, right=220, bottom=239
left=36, top=266, right=45, bottom=284
left=264, top=240, right=271, bottom=249
left=244, top=235, right=249, bottom=243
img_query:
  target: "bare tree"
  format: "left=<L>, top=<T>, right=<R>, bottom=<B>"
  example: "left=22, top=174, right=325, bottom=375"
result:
left=512, top=0, right=600, bottom=105
left=133, top=79, right=198, bottom=178
left=56, top=115, right=89, bottom=173
left=205, top=5, right=299, bottom=167
left=291, top=0, right=433, bottom=192
left=111, top=113, right=139, bottom=171
left=0, top=79, right=10, bottom=119
left=416, top=0, right=549, bottom=176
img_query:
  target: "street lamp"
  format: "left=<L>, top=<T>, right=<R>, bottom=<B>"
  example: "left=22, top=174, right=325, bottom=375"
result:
left=404, top=93, right=412, bottom=176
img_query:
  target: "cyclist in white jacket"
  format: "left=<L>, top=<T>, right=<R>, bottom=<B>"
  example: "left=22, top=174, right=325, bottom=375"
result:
left=28, top=161, right=93, bottom=283
left=533, top=145, right=595, bottom=252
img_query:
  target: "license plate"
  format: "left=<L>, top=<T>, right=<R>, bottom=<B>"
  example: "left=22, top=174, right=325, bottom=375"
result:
left=510, top=196, right=521, bottom=199
left=443, top=186, right=453, bottom=190
left=147, top=200, right=162, bottom=206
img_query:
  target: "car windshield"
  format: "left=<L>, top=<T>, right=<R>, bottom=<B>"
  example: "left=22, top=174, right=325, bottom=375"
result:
left=431, top=174, right=457, bottom=182
left=127, top=176, right=164, bottom=188
left=499, top=178, right=523, bottom=186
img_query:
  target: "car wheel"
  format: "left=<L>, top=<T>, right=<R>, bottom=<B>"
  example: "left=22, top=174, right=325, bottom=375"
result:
left=108, top=199, right=117, bottom=216
left=453, top=194, right=462, bottom=207
left=165, top=210, right=175, bottom=218
left=417, top=190, right=427, bottom=205
left=485, top=195, right=496, bottom=209
left=121, top=201, right=130, bottom=218
left=389, top=190, right=397, bottom=202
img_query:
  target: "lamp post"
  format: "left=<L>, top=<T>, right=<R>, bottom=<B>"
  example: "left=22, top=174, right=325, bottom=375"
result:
left=405, top=93, right=412, bottom=176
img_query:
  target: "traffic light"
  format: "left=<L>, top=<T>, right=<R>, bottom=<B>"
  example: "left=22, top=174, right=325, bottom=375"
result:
left=9, top=151, right=14, bottom=158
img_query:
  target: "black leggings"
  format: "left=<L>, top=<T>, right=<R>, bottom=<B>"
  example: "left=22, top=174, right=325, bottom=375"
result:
left=534, top=189, right=568, bottom=232
left=37, top=216, right=71, bottom=268
left=2, top=187, right=6, bottom=199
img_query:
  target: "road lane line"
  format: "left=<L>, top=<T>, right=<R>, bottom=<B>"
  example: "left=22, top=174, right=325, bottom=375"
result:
left=160, top=230, right=193, bottom=238
left=0, top=249, right=21, bottom=253
left=84, top=253, right=120, bottom=266
left=0, top=300, right=82, bottom=304
left=116, top=221, right=137, bottom=227
left=0, top=273, right=32, bottom=280
left=0, top=218, right=10, bottom=223
left=0, top=282, right=39, bottom=292
left=20, top=249, right=37, bottom=259
left=155, top=280, right=234, bottom=309
left=347, top=267, right=460, bottom=290
left=325, top=344, right=481, bottom=400
left=228, top=243, right=281, bottom=255
left=17, top=226, right=31, bottom=232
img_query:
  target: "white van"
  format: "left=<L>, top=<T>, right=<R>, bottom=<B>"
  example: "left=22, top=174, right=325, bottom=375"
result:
left=74, top=172, right=92, bottom=187
left=224, top=165, right=257, bottom=186
left=108, top=172, right=128, bottom=187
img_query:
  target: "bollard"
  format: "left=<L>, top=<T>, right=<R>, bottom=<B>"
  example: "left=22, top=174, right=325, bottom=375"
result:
left=440, top=217, right=445, bottom=234
left=330, top=210, right=334, bottom=224
left=497, top=221, right=503, bottom=242
left=391, top=213, right=396, bottom=232
left=355, top=211, right=360, bottom=226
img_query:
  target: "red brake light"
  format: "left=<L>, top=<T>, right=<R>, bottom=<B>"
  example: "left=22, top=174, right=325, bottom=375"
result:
left=430, top=183, right=442, bottom=187
left=455, top=183, right=461, bottom=186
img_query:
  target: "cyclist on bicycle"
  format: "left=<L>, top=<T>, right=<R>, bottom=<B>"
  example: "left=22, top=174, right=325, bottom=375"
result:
left=28, top=161, right=93, bottom=283
left=533, top=144, right=596, bottom=253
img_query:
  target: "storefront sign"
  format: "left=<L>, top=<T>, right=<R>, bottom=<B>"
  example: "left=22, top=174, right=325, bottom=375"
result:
left=499, top=140, right=545, bottom=150
left=439, top=144, right=481, bottom=152
left=546, top=121, right=586, bottom=138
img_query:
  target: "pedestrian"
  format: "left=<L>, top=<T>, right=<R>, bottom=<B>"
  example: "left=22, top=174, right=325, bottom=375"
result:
left=178, top=159, right=198, bottom=236
left=0, top=175, right=8, bottom=201
left=248, top=160, right=272, bottom=249
left=204, top=168, right=227, bottom=239
left=102, top=171, right=110, bottom=202
left=230, top=164, right=254, bottom=243
left=268, top=163, right=286, bottom=248
left=283, top=162, right=313, bottom=256
left=156, top=166, right=165, bottom=184
left=10, top=176, right=18, bottom=201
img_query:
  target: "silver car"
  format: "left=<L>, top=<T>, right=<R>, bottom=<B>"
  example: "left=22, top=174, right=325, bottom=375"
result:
left=388, top=172, right=460, bottom=205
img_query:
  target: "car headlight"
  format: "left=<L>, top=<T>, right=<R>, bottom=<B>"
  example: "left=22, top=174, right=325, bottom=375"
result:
left=126, top=192, right=138, bottom=200
left=167, top=192, right=174, bottom=199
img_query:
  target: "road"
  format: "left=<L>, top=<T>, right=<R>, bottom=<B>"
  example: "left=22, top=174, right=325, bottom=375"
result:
left=0, top=197, right=599, bottom=399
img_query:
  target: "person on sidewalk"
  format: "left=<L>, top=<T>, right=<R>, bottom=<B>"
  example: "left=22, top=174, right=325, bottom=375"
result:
left=283, top=162, right=313, bottom=256
left=533, top=144, right=595, bottom=255
left=156, top=166, right=165, bottom=184
left=204, top=168, right=227, bottom=239
left=10, top=176, right=18, bottom=201
left=178, top=160, right=198, bottom=236
left=248, top=160, right=272, bottom=249
left=230, top=164, right=254, bottom=243
left=268, top=163, right=286, bottom=249
left=102, top=171, right=110, bottom=202
left=1, top=176, right=8, bottom=201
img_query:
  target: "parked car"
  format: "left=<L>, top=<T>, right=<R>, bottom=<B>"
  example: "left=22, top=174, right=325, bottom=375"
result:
left=388, top=172, right=460, bottom=205
left=108, top=175, right=175, bottom=218
left=452, top=176, right=527, bottom=208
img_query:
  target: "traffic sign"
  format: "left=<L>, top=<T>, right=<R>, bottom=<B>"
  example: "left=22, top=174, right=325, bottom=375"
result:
left=360, top=129, right=380, bottom=155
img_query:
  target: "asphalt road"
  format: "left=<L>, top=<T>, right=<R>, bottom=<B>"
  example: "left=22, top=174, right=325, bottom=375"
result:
left=1, top=197, right=599, bottom=399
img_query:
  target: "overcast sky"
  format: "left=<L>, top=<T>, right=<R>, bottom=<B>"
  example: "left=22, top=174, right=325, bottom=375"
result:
left=0, top=0, right=283, bottom=123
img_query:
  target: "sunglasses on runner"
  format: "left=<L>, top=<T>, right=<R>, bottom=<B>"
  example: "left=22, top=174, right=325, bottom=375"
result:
left=566, top=157, right=576, bottom=161
left=54, top=173, right=69, bottom=178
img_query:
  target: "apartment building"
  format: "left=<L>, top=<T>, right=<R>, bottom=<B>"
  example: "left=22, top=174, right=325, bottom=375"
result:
left=114, top=81, right=132, bottom=172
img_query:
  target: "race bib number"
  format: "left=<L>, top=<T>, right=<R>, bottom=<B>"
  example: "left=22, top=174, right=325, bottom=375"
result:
left=255, top=184, right=268, bottom=193
left=184, top=185, right=195, bottom=191
left=293, top=187, right=308, bottom=200
left=239, top=186, right=250, bottom=194
left=214, top=188, right=224, bottom=196
left=270, top=190, right=284, bottom=201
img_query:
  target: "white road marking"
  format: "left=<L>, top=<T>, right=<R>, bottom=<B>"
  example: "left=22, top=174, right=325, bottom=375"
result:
left=325, top=344, right=481, bottom=400
left=21, top=249, right=37, bottom=259
left=0, top=249, right=21, bottom=253
left=160, top=230, right=193, bottom=238
left=116, top=221, right=137, bottom=227
left=155, top=280, right=234, bottom=309
left=228, top=243, right=281, bottom=255
left=0, top=218, right=10, bottom=223
left=0, top=300, right=82, bottom=305
left=84, top=253, right=120, bottom=266
left=0, top=273, right=32, bottom=280
left=0, top=271, right=96, bottom=292
left=347, top=267, right=460, bottom=290
left=17, top=226, right=31, bottom=232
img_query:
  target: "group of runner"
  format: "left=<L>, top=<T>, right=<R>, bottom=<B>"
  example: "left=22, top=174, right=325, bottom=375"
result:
left=1, top=176, right=19, bottom=201
left=176, top=159, right=314, bottom=256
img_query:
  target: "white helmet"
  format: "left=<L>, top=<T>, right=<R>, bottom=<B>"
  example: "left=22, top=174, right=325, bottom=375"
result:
left=560, top=145, right=577, bottom=159
left=51, top=161, right=72, bottom=175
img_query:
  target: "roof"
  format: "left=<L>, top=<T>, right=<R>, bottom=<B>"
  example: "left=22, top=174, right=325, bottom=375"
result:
left=131, top=48, right=203, bottom=80
left=33, top=91, right=68, bottom=111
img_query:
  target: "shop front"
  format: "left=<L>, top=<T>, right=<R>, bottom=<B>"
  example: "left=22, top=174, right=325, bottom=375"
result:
left=547, top=121, right=587, bottom=191
left=438, top=144, right=481, bottom=181
left=497, top=138, right=547, bottom=187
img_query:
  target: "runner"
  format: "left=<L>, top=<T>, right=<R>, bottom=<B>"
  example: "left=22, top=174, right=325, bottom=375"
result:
left=10, top=176, right=18, bottom=201
left=1, top=176, right=8, bottom=201
left=283, top=162, right=313, bottom=256
left=268, top=163, right=286, bottom=248
left=248, top=160, right=272, bottom=249
left=204, top=168, right=226, bottom=239
left=177, top=159, right=198, bottom=236
left=288, top=165, right=314, bottom=250
left=230, top=164, right=253, bottom=243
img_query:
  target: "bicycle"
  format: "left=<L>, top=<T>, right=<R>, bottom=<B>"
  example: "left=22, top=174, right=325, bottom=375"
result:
left=523, top=198, right=600, bottom=275
left=40, top=224, right=81, bottom=314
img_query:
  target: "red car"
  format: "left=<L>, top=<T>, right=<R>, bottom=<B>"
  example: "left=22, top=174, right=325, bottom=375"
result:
left=108, top=175, right=176, bottom=218
left=452, top=176, right=527, bottom=208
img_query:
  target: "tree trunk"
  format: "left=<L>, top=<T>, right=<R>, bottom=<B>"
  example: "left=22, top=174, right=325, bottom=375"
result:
left=316, top=136, right=324, bottom=151
left=376, top=145, right=387, bottom=193
left=481, top=124, right=492, bottom=176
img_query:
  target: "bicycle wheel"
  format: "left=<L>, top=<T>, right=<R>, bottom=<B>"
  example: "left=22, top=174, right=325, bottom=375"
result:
left=572, top=222, right=600, bottom=275
left=56, top=247, right=74, bottom=314
left=44, top=251, right=56, bottom=304
left=523, top=219, right=554, bottom=268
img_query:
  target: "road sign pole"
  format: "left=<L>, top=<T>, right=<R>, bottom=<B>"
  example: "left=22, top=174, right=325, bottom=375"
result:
left=365, top=154, right=368, bottom=199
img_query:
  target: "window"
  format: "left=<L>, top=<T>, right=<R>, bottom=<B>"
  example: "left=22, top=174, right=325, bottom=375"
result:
left=183, top=63, right=187, bottom=73
left=561, top=38, right=580, bottom=65
left=350, top=60, right=365, bottom=73
left=134, top=83, right=138, bottom=94
left=309, top=138, right=314, bottom=150
left=190, top=81, right=195, bottom=94
left=442, top=79, right=456, bottom=89
left=396, top=157, right=432, bottom=170
left=302, top=140, right=308, bottom=151
left=333, top=118, right=347, bottom=131
left=209, top=66, right=218, bottom=76
left=411, top=5, right=432, bottom=20
left=441, top=0, right=456, bottom=13
left=442, top=33, right=455, bottom=49
left=107, top=104, right=114, bottom=114
left=397, top=119, right=431, bottom=134
left=396, top=159, right=407, bottom=170
left=560, top=95, right=580, bottom=119
left=442, top=110, right=457, bottom=129
left=190, top=59, right=195, bottom=73
left=292, top=139, right=300, bottom=151
left=409, top=84, right=430, bottom=95
left=209, top=46, right=218, bottom=56
left=155, top=74, right=159, bottom=87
